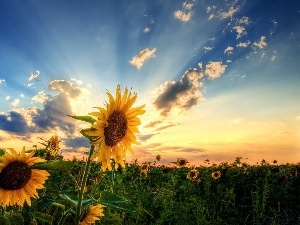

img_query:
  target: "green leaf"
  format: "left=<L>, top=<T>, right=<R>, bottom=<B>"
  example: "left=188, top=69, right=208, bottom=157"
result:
left=59, top=194, right=77, bottom=207
left=82, top=198, right=94, bottom=208
left=0, top=215, right=10, bottom=225
left=67, top=115, right=96, bottom=124
left=9, top=213, right=24, bottom=225
left=80, top=128, right=96, bottom=141
left=30, top=160, right=75, bottom=173
left=97, top=191, right=137, bottom=212
left=31, top=212, right=53, bottom=224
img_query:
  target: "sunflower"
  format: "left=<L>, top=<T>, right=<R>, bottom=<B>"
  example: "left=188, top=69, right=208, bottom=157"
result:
left=187, top=168, right=199, bottom=180
left=177, top=158, right=189, bottom=167
left=211, top=171, right=221, bottom=180
left=80, top=204, right=104, bottom=225
left=86, top=85, right=145, bottom=171
left=0, top=147, right=50, bottom=207
left=156, top=154, right=161, bottom=161
left=48, top=135, right=60, bottom=157
left=140, top=163, right=149, bottom=176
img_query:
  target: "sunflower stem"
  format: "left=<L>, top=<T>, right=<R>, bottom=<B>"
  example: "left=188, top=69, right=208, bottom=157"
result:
left=75, top=145, right=95, bottom=225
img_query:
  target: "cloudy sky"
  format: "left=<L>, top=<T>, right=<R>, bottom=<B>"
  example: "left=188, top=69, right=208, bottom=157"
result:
left=0, top=0, right=299, bottom=165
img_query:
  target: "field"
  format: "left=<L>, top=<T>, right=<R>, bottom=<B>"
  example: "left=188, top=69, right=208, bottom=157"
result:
left=0, top=146, right=299, bottom=225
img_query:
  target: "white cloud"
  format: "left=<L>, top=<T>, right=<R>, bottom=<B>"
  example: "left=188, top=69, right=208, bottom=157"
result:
left=236, top=40, right=251, bottom=47
left=221, top=7, right=239, bottom=19
left=0, top=79, right=5, bottom=85
left=224, top=46, right=234, bottom=54
left=31, top=91, right=49, bottom=104
left=20, top=94, right=24, bottom=98
left=203, top=46, right=213, bottom=52
left=253, top=36, right=267, bottom=49
left=183, top=2, right=193, bottom=10
left=233, top=26, right=246, bottom=39
left=204, top=61, right=227, bottom=79
left=28, top=83, right=33, bottom=87
left=143, top=27, right=150, bottom=33
left=271, top=55, right=276, bottom=61
left=29, top=70, right=40, bottom=81
left=174, top=2, right=193, bottom=22
left=129, top=48, right=157, bottom=69
left=11, top=99, right=20, bottom=107
left=174, top=10, right=192, bottom=22
left=238, top=17, right=250, bottom=25
left=208, top=14, right=214, bottom=20
left=49, top=80, right=84, bottom=98
left=5, top=96, right=10, bottom=101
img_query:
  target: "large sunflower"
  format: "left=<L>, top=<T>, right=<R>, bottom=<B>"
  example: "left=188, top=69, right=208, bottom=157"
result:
left=86, top=85, right=145, bottom=171
left=79, top=204, right=104, bottom=225
left=0, top=147, right=50, bottom=207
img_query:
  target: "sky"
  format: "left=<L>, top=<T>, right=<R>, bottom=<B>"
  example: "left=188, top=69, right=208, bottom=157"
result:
left=0, top=0, right=300, bottom=166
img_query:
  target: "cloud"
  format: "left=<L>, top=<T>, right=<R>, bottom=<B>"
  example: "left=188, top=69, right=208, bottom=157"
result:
left=203, top=47, right=213, bottom=52
left=143, top=27, right=150, bottom=33
left=29, top=70, right=40, bottom=81
left=129, top=48, right=157, bottom=69
left=153, top=68, right=204, bottom=116
left=236, top=40, right=251, bottom=47
left=0, top=79, right=5, bottom=85
left=5, top=96, right=10, bottom=101
left=138, top=134, right=157, bottom=142
left=0, top=111, right=28, bottom=134
left=155, top=123, right=180, bottom=131
left=11, top=99, right=20, bottom=107
left=63, top=137, right=90, bottom=148
left=237, top=16, right=251, bottom=25
left=233, top=26, right=246, bottom=39
left=174, top=2, right=193, bottom=22
left=0, top=79, right=87, bottom=136
left=204, top=61, right=227, bottom=79
left=253, top=36, right=267, bottom=49
left=144, top=120, right=163, bottom=128
left=224, top=46, right=234, bottom=54
left=49, top=80, right=83, bottom=98
left=31, top=91, right=50, bottom=104
left=221, top=7, right=239, bottom=19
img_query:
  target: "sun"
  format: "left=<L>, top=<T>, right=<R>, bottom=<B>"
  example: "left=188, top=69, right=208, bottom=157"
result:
left=0, top=147, right=50, bottom=207
left=86, top=84, right=145, bottom=171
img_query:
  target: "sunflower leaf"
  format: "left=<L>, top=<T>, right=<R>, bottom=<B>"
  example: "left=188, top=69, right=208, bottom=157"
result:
left=80, top=128, right=96, bottom=141
left=96, top=191, right=137, bottom=212
left=67, top=115, right=96, bottom=124
left=59, top=194, right=78, bottom=207
left=30, top=160, right=75, bottom=173
left=31, top=212, right=53, bottom=224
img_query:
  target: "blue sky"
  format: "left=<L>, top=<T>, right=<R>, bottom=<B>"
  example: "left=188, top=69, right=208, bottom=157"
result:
left=0, top=0, right=299, bottom=165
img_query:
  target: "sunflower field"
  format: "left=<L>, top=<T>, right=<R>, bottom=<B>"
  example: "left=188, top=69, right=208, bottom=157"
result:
left=0, top=85, right=299, bottom=225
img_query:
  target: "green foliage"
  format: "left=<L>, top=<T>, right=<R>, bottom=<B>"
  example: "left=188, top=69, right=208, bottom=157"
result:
left=96, top=191, right=137, bottom=212
left=30, top=160, right=75, bottom=173
left=67, top=115, right=96, bottom=124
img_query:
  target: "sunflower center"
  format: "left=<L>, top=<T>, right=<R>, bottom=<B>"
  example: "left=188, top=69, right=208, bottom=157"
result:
left=104, top=111, right=127, bottom=147
left=0, top=161, right=32, bottom=190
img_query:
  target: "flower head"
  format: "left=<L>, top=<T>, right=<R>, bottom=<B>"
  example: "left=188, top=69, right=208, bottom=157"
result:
left=187, top=168, right=199, bottom=180
left=48, top=135, right=60, bottom=157
left=140, top=163, right=149, bottom=176
left=80, top=204, right=104, bottom=225
left=156, top=154, right=161, bottom=161
left=211, top=170, right=221, bottom=180
left=0, top=147, right=50, bottom=207
left=86, top=85, right=145, bottom=171
left=177, top=158, right=189, bottom=167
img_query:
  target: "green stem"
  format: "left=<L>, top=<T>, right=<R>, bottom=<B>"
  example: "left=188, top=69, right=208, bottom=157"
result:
left=75, top=145, right=95, bottom=225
